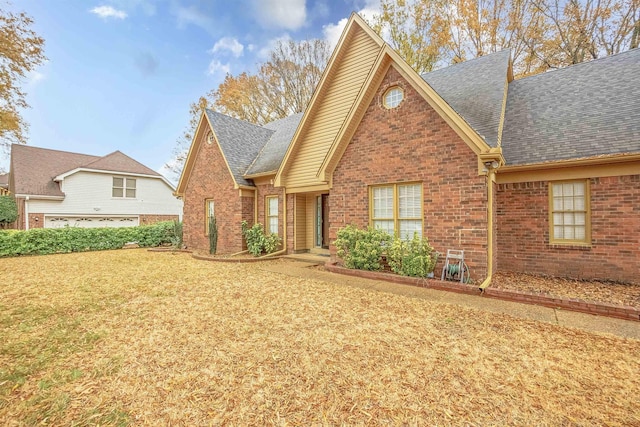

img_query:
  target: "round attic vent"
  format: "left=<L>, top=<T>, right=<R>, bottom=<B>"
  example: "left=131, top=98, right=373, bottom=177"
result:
left=207, top=132, right=214, bottom=144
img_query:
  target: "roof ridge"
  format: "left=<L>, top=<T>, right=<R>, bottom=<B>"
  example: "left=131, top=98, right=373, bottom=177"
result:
left=12, top=144, right=102, bottom=160
left=515, top=47, right=640, bottom=83
left=206, top=109, right=275, bottom=133
left=421, top=49, right=512, bottom=78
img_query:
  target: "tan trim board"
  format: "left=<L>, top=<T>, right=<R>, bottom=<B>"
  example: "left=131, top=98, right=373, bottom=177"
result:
left=243, top=170, right=277, bottom=179
left=497, top=156, right=640, bottom=184
left=284, top=183, right=331, bottom=194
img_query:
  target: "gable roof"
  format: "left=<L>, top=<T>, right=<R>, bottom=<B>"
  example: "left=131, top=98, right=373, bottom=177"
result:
left=245, top=112, right=304, bottom=176
left=502, top=47, right=640, bottom=166
left=422, top=50, right=511, bottom=147
left=0, top=173, right=8, bottom=190
left=10, top=144, right=163, bottom=197
left=204, top=110, right=275, bottom=186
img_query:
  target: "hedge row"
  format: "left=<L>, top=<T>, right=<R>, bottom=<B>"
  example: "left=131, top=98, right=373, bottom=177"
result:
left=0, top=221, right=177, bottom=257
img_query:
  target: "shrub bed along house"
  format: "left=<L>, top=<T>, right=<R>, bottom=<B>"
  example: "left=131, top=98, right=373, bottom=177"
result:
left=0, top=221, right=178, bottom=257
left=334, top=224, right=437, bottom=278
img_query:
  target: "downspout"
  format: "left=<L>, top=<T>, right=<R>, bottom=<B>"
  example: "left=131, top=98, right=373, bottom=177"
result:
left=479, top=168, right=495, bottom=291
left=24, top=196, right=30, bottom=230
left=253, top=188, right=258, bottom=225
left=260, top=192, right=287, bottom=258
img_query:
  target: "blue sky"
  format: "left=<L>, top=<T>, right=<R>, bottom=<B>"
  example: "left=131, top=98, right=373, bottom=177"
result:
left=2, top=0, right=380, bottom=179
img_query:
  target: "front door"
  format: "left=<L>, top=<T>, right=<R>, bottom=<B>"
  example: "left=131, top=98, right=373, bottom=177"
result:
left=315, top=194, right=329, bottom=249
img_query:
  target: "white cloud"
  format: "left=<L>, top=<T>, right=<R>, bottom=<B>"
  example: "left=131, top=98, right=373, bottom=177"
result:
left=252, top=0, right=306, bottom=31
left=207, top=60, right=231, bottom=76
left=90, top=5, right=128, bottom=20
left=210, top=37, right=244, bottom=58
left=322, top=2, right=381, bottom=49
left=176, top=5, right=212, bottom=31
left=322, top=18, right=347, bottom=50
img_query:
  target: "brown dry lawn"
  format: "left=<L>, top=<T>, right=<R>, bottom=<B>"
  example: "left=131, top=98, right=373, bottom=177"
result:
left=1, top=250, right=639, bottom=426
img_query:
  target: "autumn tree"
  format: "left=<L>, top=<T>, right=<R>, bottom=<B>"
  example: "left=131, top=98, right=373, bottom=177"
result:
left=0, top=6, right=46, bottom=153
left=370, top=0, right=450, bottom=73
left=166, top=38, right=330, bottom=180
left=529, top=0, right=640, bottom=69
left=371, top=0, right=638, bottom=77
left=214, top=39, right=330, bottom=124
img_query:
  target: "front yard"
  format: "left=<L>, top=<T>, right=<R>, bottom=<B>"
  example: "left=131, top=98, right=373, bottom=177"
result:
left=1, top=250, right=639, bottom=425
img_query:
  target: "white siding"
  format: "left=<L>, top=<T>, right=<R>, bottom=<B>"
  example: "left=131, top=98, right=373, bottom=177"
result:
left=28, top=171, right=183, bottom=218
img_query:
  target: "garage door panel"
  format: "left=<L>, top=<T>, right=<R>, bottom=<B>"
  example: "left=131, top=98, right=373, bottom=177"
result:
left=44, top=216, right=139, bottom=228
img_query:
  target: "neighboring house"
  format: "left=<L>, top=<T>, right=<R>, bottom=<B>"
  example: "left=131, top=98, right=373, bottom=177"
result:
left=0, top=173, right=8, bottom=195
left=9, top=144, right=182, bottom=229
left=176, top=14, right=640, bottom=284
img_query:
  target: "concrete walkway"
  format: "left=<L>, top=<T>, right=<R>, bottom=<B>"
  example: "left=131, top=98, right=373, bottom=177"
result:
left=269, top=258, right=640, bottom=340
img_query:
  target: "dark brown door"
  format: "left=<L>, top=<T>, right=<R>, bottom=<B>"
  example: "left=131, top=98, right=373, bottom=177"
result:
left=321, top=194, right=329, bottom=249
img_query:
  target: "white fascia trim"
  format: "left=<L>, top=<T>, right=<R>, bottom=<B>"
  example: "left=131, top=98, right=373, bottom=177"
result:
left=54, top=168, right=176, bottom=190
left=14, top=194, right=65, bottom=200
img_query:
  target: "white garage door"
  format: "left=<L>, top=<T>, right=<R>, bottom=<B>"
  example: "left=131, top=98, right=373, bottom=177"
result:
left=45, top=216, right=139, bottom=228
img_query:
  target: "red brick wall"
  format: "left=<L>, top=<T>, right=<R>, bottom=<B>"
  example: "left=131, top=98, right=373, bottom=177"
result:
left=140, top=214, right=179, bottom=225
left=330, top=66, right=490, bottom=279
left=181, top=134, right=246, bottom=254
left=496, top=175, right=640, bottom=283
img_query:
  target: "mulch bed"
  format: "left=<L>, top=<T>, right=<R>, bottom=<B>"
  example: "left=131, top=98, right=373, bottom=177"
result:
left=492, top=271, right=640, bottom=309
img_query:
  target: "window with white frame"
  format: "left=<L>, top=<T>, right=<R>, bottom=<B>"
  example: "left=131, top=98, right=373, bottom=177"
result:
left=205, top=199, right=215, bottom=235
left=112, top=177, right=136, bottom=198
left=550, top=180, right=590, bottom=244
left=371, top=183, right=422, bottom=239
left=266, top=196, right=278, bottom=235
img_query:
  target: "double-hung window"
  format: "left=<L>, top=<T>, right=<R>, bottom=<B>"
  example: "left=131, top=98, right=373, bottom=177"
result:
left=112, top=177, right=136, bottom=198
left=266, top=196, right=278, bottom=235
left=371, top=182, right=423, bottom=239
left=549, top=180, right=590, bottom=244
left=205, top=199, right=215, bottom=235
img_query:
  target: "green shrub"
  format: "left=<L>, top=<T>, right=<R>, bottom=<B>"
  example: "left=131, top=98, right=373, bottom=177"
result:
left=0, top=195, right=18, bottom=226
left=171, top=220, right=183, bottom=249
left=208, top=216, right=218, bottom=254
left=386, top=233, right=437, bottom=278
left=241, top=220, right=281, bottom=257
left=334, top=224, right=392, bottom=271
left=0, top=221, right=176, bottom=257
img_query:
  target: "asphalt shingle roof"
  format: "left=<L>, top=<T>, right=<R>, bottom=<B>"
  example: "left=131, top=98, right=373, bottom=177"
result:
left=0, top=173, right=9, bottom=190
left=246, top=113, right=303, bottom=176
left=10, top=145, right=162, bottom=197
left=502, top=48, right=640, bottom=165
left=422, top=50, right=511, bottom=147
left=205, top=110, right=275, bottom=186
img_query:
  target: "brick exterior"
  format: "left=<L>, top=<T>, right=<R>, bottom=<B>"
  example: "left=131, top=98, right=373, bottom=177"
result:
left=182, top=133, right=246, bottom=254
left=140, top=214, right=179, bottom=225
left=329, top=66, right=490, bottom=279
left=496, top=175, right=640, bottom=283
